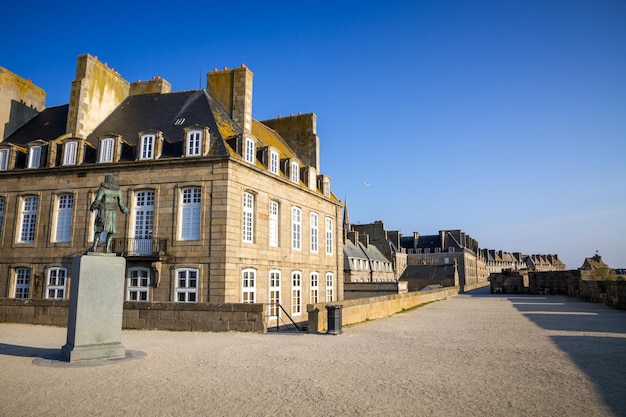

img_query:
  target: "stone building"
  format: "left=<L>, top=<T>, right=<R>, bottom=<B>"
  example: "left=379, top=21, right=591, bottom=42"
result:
left=0, top=54, right=343, bottom=325
left=352, top=220, right=408, bottom=280
left=400, top=229, right=488, bottom=289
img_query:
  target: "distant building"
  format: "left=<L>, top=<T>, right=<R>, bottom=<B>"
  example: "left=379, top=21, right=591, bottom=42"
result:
left=580, top=254, right=609, bottom=270
left=399, top=264, right=459, bottom=292
left=400, top=229, right=488, bottom=290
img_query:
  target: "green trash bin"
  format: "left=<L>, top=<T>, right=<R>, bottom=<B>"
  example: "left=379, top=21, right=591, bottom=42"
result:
left=326, top=305, right=343, bottom=335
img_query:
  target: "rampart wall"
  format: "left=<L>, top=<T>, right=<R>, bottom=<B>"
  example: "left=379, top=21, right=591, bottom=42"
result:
left=0, top=299, right=266, bottom=332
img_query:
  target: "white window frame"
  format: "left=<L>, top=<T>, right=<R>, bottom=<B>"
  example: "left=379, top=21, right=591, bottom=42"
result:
left=63, top=141, right=77, bottom=166
left=310, top=272, right=319, bottom=304
left=0, top=149, right=8, bottom=170
left=269, top=200, right=279, bottom=247
left=175, top=268, right=198, bottom=302
left=242, top=268, right=256, bottom=303
left=127, top=267, right=150, bottom=301
left=269, top=269, right=281, bottom=317
left=28, top=145, right=41, bottom=168
left=14, top=267, right=31, bottom=298
left=291, top=161, right=299, bottom=183
left=140, top=134, right=155, bottom=160
left=326, top=272, right=334, bottom=302
left=291, top=271, right=302, bottom=316
left=19, top=195, right=38, bottom=243
left=179, top=187, right=201, bottom=241
left=46, top=267, right=67, bottom=300
left=269, top=150, right=279, bottom=174
left=54, top=194, right=74, bottom=243
left=291, top=207, right=301, bottom=250
left=100, top=138, right=114, bottom=163
left=325, top=217, right=333, bottom=255
left=310, top=212, right=319, bottom=253
left=186, top=130, right=202, bottom=156
left=242, top=192, right=254, bottom=243
left=245, top=138, right=255, bottom=164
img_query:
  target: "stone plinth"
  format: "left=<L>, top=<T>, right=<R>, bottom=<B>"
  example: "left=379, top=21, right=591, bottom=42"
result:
left=62, top=254, right=126, bottom=362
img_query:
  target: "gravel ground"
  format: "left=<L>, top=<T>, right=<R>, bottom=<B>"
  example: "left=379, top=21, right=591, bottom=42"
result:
left=1, top=287, right=625, bottom=417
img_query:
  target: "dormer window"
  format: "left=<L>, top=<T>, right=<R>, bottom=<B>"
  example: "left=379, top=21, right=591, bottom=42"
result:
left=0, top=149, right=8, bottom=171
left=140, top=135, right=155, bottom=160
left=244, top=137, right=255, bottom=164
left=28, top=146, right=42, bottom=169
left=186, top=130, right=202, bottom=156
left=63, top=141, right=77, bottom=166
left=99, top=138, right=114, bottom=163
left=291, top=161, right=299, bottom=183
left=269, top=150, right=279, bottom=174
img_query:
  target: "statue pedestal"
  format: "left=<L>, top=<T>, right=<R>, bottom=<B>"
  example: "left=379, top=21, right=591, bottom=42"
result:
left=62, top=254, right=126, bottom=362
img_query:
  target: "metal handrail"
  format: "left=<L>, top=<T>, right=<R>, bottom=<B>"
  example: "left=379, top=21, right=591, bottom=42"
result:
left=266, top=303, right=305, bottom=332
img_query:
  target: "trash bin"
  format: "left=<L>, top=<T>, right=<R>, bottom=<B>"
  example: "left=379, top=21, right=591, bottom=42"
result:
left=325, top=305, right=343, bottom=335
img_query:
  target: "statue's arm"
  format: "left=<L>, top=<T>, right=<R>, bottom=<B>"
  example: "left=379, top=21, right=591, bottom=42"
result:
left=90, top=188, right=104, bottom=211
left=118, top=190, right=130, bottom=214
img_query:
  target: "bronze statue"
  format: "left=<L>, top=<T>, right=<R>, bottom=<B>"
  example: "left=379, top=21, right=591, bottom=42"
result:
left=89, top=174, right=129, bottom=253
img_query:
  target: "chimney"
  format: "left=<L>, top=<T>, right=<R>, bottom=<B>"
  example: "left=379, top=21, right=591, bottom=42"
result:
left=206, top=65, right=253, bottom=133
left=347, top=230, right=359, bottom=245
left=359, top=233, right=369, bottom=248
left=66, top=54, right=130, bottom=138
left=0, top=67, right=46, bottom=141
left=130, top=76, right=172, bottom=95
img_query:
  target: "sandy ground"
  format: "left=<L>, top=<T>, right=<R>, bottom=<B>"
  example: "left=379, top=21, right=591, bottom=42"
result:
left=1, top=287, right=625, bottom=417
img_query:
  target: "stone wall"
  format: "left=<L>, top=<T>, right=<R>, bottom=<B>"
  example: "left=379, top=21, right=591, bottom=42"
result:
left=0, top=299, right=267, bottom=332
left=489, top=270, right=626, bottom=309
left=306, top=286, right=461, bottom=333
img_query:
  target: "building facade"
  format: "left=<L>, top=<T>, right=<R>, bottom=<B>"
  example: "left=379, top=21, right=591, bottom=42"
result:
left=400, top=229, right=488, bottom=288
left=0, top=55, right=343, bottom=324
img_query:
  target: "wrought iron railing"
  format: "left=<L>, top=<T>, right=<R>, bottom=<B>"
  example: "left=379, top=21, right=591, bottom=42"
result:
left=111, top=238, right=167, bottom=257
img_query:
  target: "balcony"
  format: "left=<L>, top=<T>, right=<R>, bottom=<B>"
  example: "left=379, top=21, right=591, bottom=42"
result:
left=111, top=238, right=167, bottom=257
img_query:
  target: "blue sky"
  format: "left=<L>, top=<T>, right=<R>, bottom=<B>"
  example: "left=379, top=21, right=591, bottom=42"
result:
left=2, top=0, right=625, bottom=269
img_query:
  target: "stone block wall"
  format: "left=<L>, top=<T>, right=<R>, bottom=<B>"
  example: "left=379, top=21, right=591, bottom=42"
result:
left=307, top=286, right=461, bottom=333
left=0, top=299, right=267, bottom=332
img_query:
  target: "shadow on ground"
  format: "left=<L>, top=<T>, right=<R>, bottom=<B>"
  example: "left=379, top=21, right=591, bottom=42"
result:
left=0, top=343, right=63, bottom=361
left=466, top=287, right=626, bottom=417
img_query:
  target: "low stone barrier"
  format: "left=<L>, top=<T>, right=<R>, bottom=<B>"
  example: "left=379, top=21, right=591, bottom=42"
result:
left=0, top=299, right=267, bottom=333
left=307, top=286, right=462, bottom=333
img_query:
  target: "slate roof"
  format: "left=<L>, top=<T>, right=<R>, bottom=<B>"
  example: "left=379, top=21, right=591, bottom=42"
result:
left=400, top=265, right=457, bottom=280
left=87, top=90, right=240, bottom=150
left=3, top=105, right=68, bottom=146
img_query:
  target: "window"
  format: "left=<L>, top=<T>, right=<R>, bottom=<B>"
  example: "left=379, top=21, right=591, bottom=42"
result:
left=28, top=146, right=41, bottom=168
left=179, top=187, right=201, bottom=240
left=54, top=194, right=74, bottom=242
left=0, top=196, right=5, bottom=236
left=140, top=135, right=154, bottom=160
left=175, top=268, right=198, bottom=302
left=269, top=270, right=281, bottom=317
left=269, top=200, right=279, bottom=247
left=242, top=192, right=254, bottom=243
left=291, top=207, right=301, bottom=250
left=245, top=138, right=255, bottom=164
left=19, top=196, right=38, bottom=243
left=132, top=191, right=155, bottom=254
left=325, top=217, right=333, bottom=255
left=46, top=268, right=67, bottom=299
left=269, top=150, right=279, bottom=174
left=291, top=271, right=302, bottom=316
left=63, top=141, right=77, bottom=165
left=310, top=213, right=319, bottom=253
left=242, top=268, right=256, bottom=303
left=100, top=138, right=114, bottom=163
left=186, top=131, right=201, bottom=156
left=0, top=149, right=8, bottom=170
left=127, top=268, right=150, bottom=301
left=310, top=272, right=319, bottom=303
left=291, top=161, right=299, bottom=183
left=14, top=268, right=31, bottom=298
left=326, top=273, right=334, bottom=302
